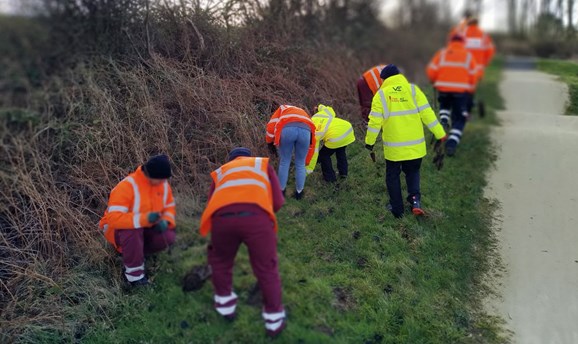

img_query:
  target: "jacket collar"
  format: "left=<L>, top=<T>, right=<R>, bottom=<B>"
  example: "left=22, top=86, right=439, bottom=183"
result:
left=448, top=41, right=466, bottom=50
left=382, top=74, right=408, bottom=87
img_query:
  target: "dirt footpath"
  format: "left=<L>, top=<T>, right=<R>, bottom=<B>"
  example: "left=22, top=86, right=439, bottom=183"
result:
left=486, top=63, right=578, bottom=344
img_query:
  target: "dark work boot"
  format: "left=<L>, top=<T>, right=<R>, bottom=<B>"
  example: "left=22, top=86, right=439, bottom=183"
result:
left=387, top=204, right=404, bottom=219
left=407, top=195, right=424, bottom=216
left=446, top=145, right=456, bottom=157
left=294, top=190, right=304, bottom=200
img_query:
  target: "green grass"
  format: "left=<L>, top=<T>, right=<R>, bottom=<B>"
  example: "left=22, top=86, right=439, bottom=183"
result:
left=537, top=59, right=578, bottom=115
left=79, top=61, right=507, bottom=344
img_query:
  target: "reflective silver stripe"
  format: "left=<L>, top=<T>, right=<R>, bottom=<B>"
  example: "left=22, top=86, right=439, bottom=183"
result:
left=163, top=212, right=175, bottom=221
left=125, top=273, right=145, bottom=282
left=326, top=127, right=353, bottom=143
left=434, top=81, right=472, bottom=89
left=439, top=50, right=469, bottom=68
left=108, top=205, right=129, bottom=213
left=428, top=63, right=439, bottom=70
left=266, top=133, right=275, bottom=138
left=214, top=292, right=237, bottom=304
left=214, top=179, right=267, bottom=193
left=317, top=108, right=334, bottom=137
left=125, top=177, right=140, bottom=214
left=165, top=202, right=175, bottom=208
left=216, top=305, right=236, bottom=316
left=103, top=224, right=109, bottom=233
left=263, top=310, right=286, bottom=322
left=369, top=111, right=383, bottom=118
left=125, top=264, right=145, bottom=273
left=281, top=114, right=311, bottom=122
left=377, top=89, right=390, bottom=119
left=369, top=68, right=380, bottom=88
left=132, top=214, right=141, bottom=228
left=383, top=137, right=425, bottom=147
left=450, top=129, right=463, bottom=136
left=367, top=126, right=380, bottom=134
left=448, top=134, right=461, bottom=143
left=390, top=109, right=419, bottom=116
left=427, top=119, right=439, bottom=128
left=313, top=114, right=330, bottom=119
left=265, top=320, right=284, bottom=331
left=268, top=118, right=280, bottom=124
left=163, top=182, right=169, bottom=208
left=439, top=109, right=451, bottom=115
left=418, top=104, right=431, bottom=112
left=216, top=166, right=268, bottom=183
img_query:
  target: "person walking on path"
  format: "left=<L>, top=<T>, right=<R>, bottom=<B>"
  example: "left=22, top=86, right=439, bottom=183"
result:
left=357, top=65, right=386, bottom=123
left=98, top=154, right=176, bottom=286
left=365, top=64, right=446, bottom=218
left=199, top=147, right=287, bottom=338
left=426, top=35, right=478, bottom=156
left=306, top=104, right=355, bottom=183
left=266, top=104, right=316, bottom=199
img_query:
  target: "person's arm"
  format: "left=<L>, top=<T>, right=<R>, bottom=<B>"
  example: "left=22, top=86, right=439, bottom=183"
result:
left=365, top=92, right=384, bottom=146
left=266, top=108, right=281, bottom=144
left=105, top=181, right=156, bottom=229
left=208, top=181, right=215, bottom=200
left=161, top=183, right=176, bottom=228
left=267, top=164, right=285, bottom=212
left=415, top=86, right=446, bottom=140
left=426, top=50, right=441, bottom=83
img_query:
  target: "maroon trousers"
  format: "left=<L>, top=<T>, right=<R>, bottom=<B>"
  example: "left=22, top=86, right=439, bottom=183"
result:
left=208, top=205, right=283, bottom=317
left=115, top=228, right=176, bottom=282
left=357, top=77, right=374, bottom=123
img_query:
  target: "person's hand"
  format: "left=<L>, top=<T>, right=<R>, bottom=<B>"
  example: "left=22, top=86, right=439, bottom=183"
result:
left=147, top=212, right=161, bottom=224
left=365, top=144, right=374, bottom=151
left=306, top=168, right=313, bottom=175
left=153, top=220, right=169, bottom=232
left=462, top=111, right=470, bottom=121
left=267, top=143, right=277, bottom=157
left=440, top=134, right=448, bottom=143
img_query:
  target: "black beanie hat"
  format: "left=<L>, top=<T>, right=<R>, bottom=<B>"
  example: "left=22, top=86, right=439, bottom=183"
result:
left=228, top=147, right=252, bottom=161
left=380, top=64, right=400, bottom=80
left=144, top=154, right=171, bottom=179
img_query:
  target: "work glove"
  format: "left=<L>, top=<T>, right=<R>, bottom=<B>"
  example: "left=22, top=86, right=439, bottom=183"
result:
left=147, top=212, right=161, bottom=224
left=153, top=219, right=169, bottom=233
left=439, top=134, right=448, bottom=143
left=267, top=143, right=278, bottom=157
left=365, top=144, right=374, bottom=151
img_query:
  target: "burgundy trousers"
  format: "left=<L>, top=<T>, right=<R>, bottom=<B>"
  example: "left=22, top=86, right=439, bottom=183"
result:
left=115, top=228, right=176, bottom=282
left=357, top=77, right=374, bottom=123
left=208, top=208, right=284, bottom=320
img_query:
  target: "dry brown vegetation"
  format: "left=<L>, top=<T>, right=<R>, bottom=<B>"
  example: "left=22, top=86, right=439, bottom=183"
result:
left=0, top=0, right=450, bottom=341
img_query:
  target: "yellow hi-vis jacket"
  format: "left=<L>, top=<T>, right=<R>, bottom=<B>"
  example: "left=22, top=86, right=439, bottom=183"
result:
left=306, top=104, right=355, bottom=173
left=365, top=74, right=446, bottom=162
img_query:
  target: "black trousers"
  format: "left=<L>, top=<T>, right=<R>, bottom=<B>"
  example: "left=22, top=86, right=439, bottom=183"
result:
left=385, top=158, right=422, bottom=216
left=318, top=146, right=348, bottom=182
left=438, top=92, right=468, bottom=149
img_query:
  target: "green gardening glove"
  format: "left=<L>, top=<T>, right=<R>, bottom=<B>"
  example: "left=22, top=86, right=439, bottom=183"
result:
left=147, top=212, right=161, bottom=224
left=153, top=219, right=169, bottom=233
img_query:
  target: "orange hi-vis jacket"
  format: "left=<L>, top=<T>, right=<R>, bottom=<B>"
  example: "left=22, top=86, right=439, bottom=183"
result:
left=453, top=24, right=495, bottom=73
left=362, top=65, right=386, bottom=94
left=99, top=166, right=176, bottom=251
left=265, top=105, right=317, bottom=165
left=199, top=157, right=277, bottom=237
left=426, top=41, right=479, bottom=93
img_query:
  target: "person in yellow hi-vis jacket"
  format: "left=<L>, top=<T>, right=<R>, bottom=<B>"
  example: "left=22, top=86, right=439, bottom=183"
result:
left=306, top=104, right=355, bottom=183
left=364, top=64, right=447, bottom=218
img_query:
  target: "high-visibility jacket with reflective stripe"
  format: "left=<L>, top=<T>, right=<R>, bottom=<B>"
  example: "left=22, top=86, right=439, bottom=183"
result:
left=362, top=65, right=386, bottom=94
left=426, top=41, right=479, bottom=93
left=99, top=166, right=176, bottom=251
left=454, top=24, right=495, bottom=70
left=265, top=105, right=317, bottom=165
left=200, top=157, right=277, bottom=237
left=306, top=104, right=356, bottom=172
left=365, top=74, right=446, bottom=162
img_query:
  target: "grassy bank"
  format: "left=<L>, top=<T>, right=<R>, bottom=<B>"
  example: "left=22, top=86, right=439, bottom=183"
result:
left=537, top=59, right=578, bottom=115
left=77, top=60, right=507, bottom=344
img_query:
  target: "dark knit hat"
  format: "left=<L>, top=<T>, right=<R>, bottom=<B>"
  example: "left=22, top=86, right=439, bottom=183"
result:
left=228, top=147, right=252, bottom=161
left=144, top=154, right=171, bottom=179
left=380, top=64, right=400, bottom=80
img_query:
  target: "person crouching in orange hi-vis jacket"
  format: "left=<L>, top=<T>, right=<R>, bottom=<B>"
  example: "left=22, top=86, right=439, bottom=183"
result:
left=426, top=35, right=478, bottom=157
left=266, top=105, right=316, bottom=200
left=199, top=147, right=287, bottom=338
left=357, top=65, right=386, bottom=123
left=98, top=154, right=176, bottom=287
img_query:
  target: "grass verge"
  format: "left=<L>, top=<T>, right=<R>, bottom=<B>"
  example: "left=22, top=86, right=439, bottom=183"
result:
left=77, top=60, right=507, bottom=344
left=537, top=59, right=578, bottom=115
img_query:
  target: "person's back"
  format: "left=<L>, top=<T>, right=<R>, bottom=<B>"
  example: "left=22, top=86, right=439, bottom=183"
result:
left=357, top=64, right=386, bottom=122
left=427, top=39, right=477, bottom=94
left=461, top=20, right=495, bottom=70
